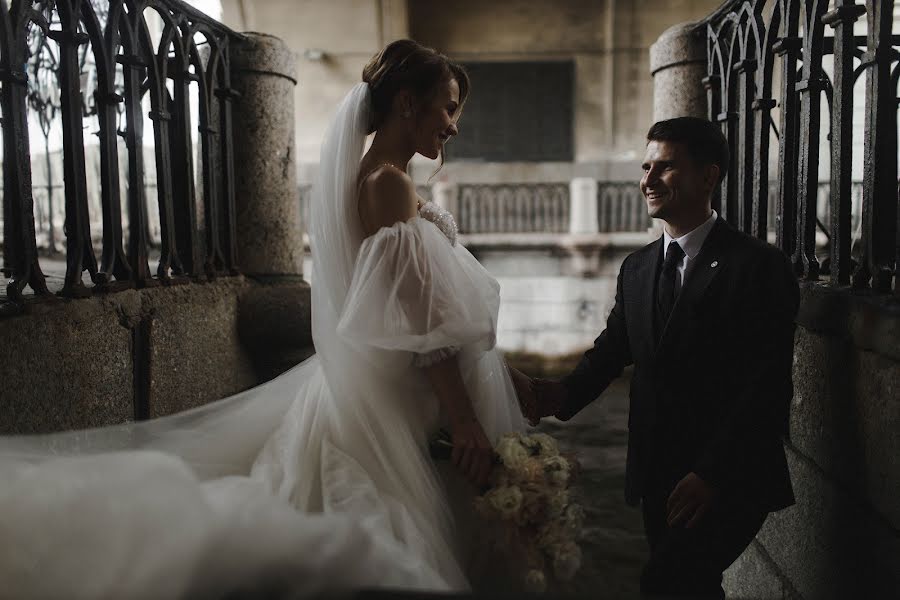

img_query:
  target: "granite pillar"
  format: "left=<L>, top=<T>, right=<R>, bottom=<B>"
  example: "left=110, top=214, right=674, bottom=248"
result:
left=648, top=21, right=707, bottom=238
left=230, top=33, right=313, bottom=381
left=649, top=22, right=708, bottom=122
left=231, top=33, right=302, bottom=277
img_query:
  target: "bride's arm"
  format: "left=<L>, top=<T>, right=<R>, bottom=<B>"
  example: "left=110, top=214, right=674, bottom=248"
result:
left=422, top=357, right=494, bottom=488
left=364, top=167, right=493, bottom=487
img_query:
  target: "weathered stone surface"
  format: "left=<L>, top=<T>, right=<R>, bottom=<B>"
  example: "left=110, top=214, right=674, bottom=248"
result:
left=796, top=282, right=900, bottom=362
left=231, top=33, right=302, bottom=277
left=755, top=446, right=900, bottom=599
left=231, top=32, right=297, bottom=82
left=237, top=280, right=315, bottom=382
left=0, top=293, right=136, bottom=433
left=649, top=21, right=706, bottom=72
left=0, top=278, right=264, bottom=432
left=791, top=326, right=900, bottom=530
left=144, top=279, right=258, bottom=418
left=721, top=284, right=900, bottom=598
left=649, top=21, right=708, bottom=121
left=724, top=540, right=798, bottom=600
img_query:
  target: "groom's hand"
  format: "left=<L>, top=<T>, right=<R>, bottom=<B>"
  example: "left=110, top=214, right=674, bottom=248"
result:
left=507, top=366, right=541, bottom=425
left=666, top=472, right=716, bottom=529
left=507, top=366, right=566, bottom=425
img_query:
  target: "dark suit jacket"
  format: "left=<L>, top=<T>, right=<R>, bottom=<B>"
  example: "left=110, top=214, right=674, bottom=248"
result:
left=559, top=217, right=799, bottom=511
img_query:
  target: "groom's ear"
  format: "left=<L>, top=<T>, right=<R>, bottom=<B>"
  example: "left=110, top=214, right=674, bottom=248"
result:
left=702, top=163, right=720, bottom=195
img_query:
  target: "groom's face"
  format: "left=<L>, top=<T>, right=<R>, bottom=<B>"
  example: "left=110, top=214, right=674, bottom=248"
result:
left=640, top=140, right=710, bottom=222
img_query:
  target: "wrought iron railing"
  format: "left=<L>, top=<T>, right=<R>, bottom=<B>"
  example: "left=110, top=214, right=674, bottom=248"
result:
left=702, top=0, right=897, bottom=293
left=0, top=0, right=244, bottom=315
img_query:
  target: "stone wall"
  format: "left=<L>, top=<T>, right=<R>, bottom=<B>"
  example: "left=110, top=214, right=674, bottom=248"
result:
left=723, top=286, right=900, bottom=599
left=0, top=276, right=314, bottom=434
left=0, top=279, right=255, bottom=433
left=218, top=0, right=722, bottom=184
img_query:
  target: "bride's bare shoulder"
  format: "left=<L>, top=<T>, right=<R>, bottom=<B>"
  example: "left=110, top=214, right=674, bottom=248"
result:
left=358, top=165, right=418, bottom=236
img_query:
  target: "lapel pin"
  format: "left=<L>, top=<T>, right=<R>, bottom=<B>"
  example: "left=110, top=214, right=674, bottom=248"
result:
left=710, top=260, right=719, bottom=268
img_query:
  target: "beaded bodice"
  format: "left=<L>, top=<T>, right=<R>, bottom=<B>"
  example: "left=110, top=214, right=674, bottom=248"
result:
left=418, top=201, right=458, bottom=247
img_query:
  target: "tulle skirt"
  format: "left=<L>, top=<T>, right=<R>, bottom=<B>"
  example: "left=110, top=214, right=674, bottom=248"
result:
left=0, top=347, right=526, bottom=599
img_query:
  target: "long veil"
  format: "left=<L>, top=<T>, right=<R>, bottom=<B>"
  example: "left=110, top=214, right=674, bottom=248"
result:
left=0, top=85, right=374, bottom=479
left=308, top=83, right=370, bottom=408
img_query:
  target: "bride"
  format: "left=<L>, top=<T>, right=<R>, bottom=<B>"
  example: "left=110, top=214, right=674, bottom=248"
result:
left=0, top=39, right=528, bottom=598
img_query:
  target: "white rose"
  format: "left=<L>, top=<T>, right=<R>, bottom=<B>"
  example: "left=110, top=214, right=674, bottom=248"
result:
left=524, top=569, right=547, bottom=593
left=543, top=455, right=570, bottom=487
left=487, top=485, right=523, bottom=521
left=552, top=541, right=582, bottom=581
left=496, top=435, right=529, bottom=470
left=529, top=433, right=559, bottom=457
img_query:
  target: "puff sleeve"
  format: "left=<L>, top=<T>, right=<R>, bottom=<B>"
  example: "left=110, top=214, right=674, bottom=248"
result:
left=337, top=218, right=500, bottom=367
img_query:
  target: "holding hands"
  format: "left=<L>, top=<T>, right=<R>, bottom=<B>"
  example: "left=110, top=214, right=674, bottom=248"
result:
left=447, top=364, right=570, bottom=488
left=507, top=365, right=567, bottom=425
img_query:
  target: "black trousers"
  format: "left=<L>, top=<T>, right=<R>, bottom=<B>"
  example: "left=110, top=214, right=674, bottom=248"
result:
left=639, top=486, right=768, bottom=599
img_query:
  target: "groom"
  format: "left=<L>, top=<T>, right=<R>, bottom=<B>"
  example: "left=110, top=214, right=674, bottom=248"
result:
left=513, top=117, right=799, bottom=598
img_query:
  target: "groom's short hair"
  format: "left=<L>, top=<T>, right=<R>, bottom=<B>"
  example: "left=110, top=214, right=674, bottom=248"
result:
left=647, top=117, right=730, bottom=185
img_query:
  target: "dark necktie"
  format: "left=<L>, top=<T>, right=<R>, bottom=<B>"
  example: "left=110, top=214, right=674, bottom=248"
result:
left=657, top=240, right=685, bottom=324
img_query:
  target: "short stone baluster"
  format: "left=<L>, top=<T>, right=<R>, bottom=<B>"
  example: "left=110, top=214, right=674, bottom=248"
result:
left=569, top=177, right=599, bottom=234
left=432, top=181, right=457, bottom=215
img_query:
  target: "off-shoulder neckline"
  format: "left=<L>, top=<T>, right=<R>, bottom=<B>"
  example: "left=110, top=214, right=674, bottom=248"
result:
left=357, top=163, right=425, bottom=236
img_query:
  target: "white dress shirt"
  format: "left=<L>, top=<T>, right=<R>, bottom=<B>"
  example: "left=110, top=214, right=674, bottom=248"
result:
left=662, top=210, right=718, bottom=295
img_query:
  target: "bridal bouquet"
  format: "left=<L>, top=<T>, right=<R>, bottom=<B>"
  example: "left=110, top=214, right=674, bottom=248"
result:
left=473, top=432, right=584, bottom=593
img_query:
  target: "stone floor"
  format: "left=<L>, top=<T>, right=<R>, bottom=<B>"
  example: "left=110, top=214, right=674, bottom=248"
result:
left=361, top=373, right=649, bottom=600
left=534, top=374, right=648, bottom=598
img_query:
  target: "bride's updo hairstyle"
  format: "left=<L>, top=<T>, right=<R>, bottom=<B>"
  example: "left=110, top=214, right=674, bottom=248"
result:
left=362, top=39, right=470, bottom=135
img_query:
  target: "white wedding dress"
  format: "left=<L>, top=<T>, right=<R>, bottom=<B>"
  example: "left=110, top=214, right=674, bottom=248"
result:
left=0, top=83, right=526, bottom=599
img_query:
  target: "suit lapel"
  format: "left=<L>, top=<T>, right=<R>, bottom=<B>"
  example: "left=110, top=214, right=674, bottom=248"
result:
left=631, top=236, right=662, bottom=362
left=655, top=218, right=731, bottom=359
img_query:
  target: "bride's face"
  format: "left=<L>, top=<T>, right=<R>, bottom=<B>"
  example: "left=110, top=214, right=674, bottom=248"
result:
left=412, top=77, right=461, bottom=160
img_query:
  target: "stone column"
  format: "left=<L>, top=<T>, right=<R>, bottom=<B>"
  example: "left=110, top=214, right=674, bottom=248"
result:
left=649, top=22, right=708, bottom=122
left=569, top=177, right=599, bottom=234
left=230, top=33, right=313, bottom=382
left=230, top=33, right=302, bottom=277
left=648, top=21, right=708, bottom=237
